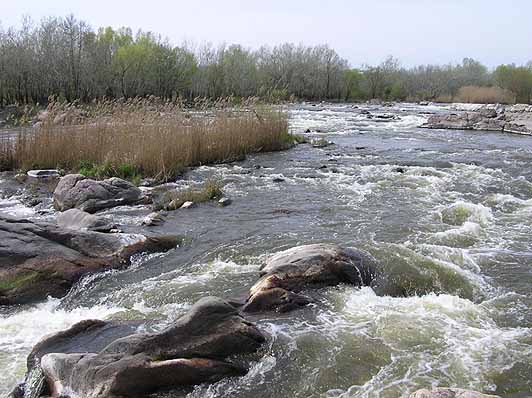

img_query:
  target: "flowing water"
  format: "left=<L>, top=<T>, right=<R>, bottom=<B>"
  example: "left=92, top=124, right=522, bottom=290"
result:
left=1, top=103, right=531, bottom=397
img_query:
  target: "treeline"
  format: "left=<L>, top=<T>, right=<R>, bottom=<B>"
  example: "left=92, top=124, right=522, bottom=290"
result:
left=1, top=15, right=532, bottom=105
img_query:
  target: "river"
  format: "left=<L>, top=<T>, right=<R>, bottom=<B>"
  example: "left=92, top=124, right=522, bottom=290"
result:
left=1, top=103, right=531, bottom=397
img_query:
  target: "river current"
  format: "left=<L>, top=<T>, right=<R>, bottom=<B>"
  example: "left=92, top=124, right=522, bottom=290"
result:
left=1, top=103, right=531, bottom=397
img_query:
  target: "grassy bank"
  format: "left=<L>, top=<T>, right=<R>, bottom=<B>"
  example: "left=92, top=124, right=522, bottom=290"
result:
left=1, top=98, right=293, bottom=181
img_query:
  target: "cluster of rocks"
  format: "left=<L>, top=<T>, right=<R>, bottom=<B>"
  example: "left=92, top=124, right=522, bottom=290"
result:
left=422, top=104, right=532, bottom=135
left=8, top=241, right=501, bottom=398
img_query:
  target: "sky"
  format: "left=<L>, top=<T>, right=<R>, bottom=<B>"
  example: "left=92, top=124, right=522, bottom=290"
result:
left=1, top=0, right=531, bottom=68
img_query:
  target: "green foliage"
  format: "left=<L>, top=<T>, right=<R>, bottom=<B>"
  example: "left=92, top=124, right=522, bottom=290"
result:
left=494, top=64, right=532, bottom=104
left=78, top=160, right=142, bottom=183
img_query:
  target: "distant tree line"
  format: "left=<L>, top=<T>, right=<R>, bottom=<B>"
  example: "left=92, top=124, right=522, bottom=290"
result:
left=1, top=15, right=531, bottom=106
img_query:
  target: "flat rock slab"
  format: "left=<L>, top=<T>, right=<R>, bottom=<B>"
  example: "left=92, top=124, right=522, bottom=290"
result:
left=410, top=387, right=501, bottom=398
left=29, top=297, right=265, bottom=398
left=53, top=174, right=143, bottom=213
left=0, top=216, right=179, bottom=305
left=242, top=243, right=379, bottom=312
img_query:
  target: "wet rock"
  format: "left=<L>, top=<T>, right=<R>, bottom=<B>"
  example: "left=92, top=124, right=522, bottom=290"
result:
left=33, top=297, right=265, bottom=398
left=53, top=174, right=143, bottom=213
left=409, top=387, right=501, bottom=398
left=57, top=209, right=115, bottom=232
left=422, top=106, right=532, bottom=135
left=180, top=201, right=195, bottom=209
left=27, top=169, right=60, bottom=179
left=218, top=197, right=232, bottom=207
left=272, top=177, right=285, bottom=183
left=242, top=243, right=379, bottom=313
left=15, top=173, right=27, bottom=183
left=394, top=167, right=407, bottom=173
left=0, top=216, right=179, bottom=305
left=142, top=211, right=165, bottom=226
left=311, top=138, right=333, bottom=148
left=139, top=178, right=158, bottom=187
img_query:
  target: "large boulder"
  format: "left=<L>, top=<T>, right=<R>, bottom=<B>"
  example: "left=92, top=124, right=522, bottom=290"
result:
left=53, top=174, right=143, bottom=213
left=410, top=387, right=501, bottom=398
left=30, top=297, right=265, bottom=398
left=0, top=216, right=179, bottom=305
left=242, top=243, right=378, bottom=312
left=16, top=319, right=142, bottom=398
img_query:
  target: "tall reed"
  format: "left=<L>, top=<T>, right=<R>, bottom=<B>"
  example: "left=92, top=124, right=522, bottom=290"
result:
left=3, top=97, right=291, bottom=180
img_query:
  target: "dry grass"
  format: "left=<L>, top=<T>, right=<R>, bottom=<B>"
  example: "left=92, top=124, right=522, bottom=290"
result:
left=456, top=86, right=515, bottom=104
left=2, top=97, right=291, bottom=180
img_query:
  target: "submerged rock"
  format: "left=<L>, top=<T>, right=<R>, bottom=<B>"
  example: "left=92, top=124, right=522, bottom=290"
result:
left=410, top=387, right=501, bottom=398
left=28, top=297, right=265, bottom=398
left=0, top=216, right=179, bottom=305
left=218, top=197, right=232, bottom=207
left=141, top=211, right=165, bottom=226
left=53, top=174, right=143, bottom=213
left=56, top=208, right=115, bottom=232
left=242, top=243, right=378, bottom=313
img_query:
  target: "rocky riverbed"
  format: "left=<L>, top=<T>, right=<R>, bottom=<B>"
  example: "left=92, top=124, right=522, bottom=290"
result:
left=1, top=102, right=531, bottom=398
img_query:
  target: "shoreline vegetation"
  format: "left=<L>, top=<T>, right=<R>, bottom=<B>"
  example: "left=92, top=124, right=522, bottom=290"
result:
left=0, top=98, right=296, bottom=181
left=0, top=16, right=531, bottom=107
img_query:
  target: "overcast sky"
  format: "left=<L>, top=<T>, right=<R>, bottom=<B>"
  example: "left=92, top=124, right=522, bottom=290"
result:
left=1, top=0, right=531, bottom=68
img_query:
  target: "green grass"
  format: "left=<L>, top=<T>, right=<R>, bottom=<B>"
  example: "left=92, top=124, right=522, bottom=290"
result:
left=158, top=179, right=224, bottom=211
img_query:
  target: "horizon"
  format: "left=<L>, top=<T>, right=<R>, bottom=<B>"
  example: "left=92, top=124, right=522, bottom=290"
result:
left=1, top=0, right=531, bottom=69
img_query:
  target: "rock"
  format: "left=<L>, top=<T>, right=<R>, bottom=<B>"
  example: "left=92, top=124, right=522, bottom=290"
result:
left=272, top=177, right=285, bottom=183
left=33, top=297, right=265, bottom=398
left=27, top=169, right=60, bottom=179
left=419, top=101, right=430, bottom=106
left=0, top=216, right=179, bottom=305
left=409, top=387, right=501, bottom=398
left=394, top=167, right=407, bottom=173
left=53, top=174, right=143, bottom=213
left=139, top=178, right=158, bottom=187
left=15, top=173, right=27, bottom=183
left=180, top=201, right=195, bottom=209
left=311, top=138, right=333, bottom=148
left=218, top=197, right=232, bottom=207
left=422, top=106, right=532, bottom=135
left=242, top=244, right=379, bottom=313
left=57, top=209, right=115, bottom=232
left=141, top=212, right=165, bottom=226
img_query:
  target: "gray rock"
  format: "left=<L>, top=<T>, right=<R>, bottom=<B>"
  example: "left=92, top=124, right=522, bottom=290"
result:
left=410, top=387, right=501, bottom=398
left=218, top=197, right=232, bottom=207
left=0, top=216, right=179, bottom=305
left=242, top=243, right=379, bottom=313
left=27, top=169, right=60, bottom=179
left=57, top=209, right=115, bottom=232
left=310, top=138, right=333, bottom=148
left=36, top=297, right=265, bottom=398
left=53, top=174, right=143, bottom=213
left=142, top=211, right=165, bottom=226
left=180, top=201, right=195, bottom=209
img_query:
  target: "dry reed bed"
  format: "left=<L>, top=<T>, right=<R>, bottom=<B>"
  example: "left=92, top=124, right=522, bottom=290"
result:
left=1, top=98, right=290, bottom=180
